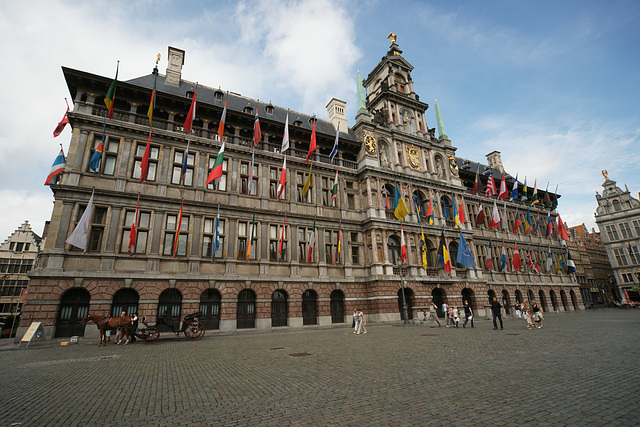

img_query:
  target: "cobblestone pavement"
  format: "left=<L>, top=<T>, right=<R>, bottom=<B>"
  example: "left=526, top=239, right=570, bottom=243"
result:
left=1, top=310, right=639, bottom=426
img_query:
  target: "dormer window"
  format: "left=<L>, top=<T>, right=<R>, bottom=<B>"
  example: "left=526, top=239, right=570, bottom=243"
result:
left=215, top=91, right=224, bottom=101
left=265, top=104, right=274, bottom=115
left=186, top=90, right=195, bottom=99
left=243, top=106, right=253, bottom=114
left=293, top=120, right=302, bottom=127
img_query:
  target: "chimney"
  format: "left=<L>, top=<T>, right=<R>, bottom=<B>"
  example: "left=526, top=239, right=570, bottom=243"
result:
left=165, top=46, right=185, bottom=87
left=325, top=98, right=348, bottom=132
left=485, top=151, right=504, bottom=173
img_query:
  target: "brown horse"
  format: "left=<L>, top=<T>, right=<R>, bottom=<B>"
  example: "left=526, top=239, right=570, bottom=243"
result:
left=82, top=314, right=132, bottom=346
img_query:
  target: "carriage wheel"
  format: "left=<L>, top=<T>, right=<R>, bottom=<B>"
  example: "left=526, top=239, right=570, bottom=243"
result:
left=142, top=327, right=160, bottom=344
left=184, top=322, right=205, bottom=341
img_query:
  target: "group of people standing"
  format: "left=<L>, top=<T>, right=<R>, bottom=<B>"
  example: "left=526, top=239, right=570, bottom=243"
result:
left=440, top=300, right=474, bottom=328
left=514, top=301, right=544, bottom=329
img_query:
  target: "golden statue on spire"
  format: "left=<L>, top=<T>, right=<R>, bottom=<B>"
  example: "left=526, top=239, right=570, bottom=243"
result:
left=602, top=170, right=608, bottom=180
left=387, top=32, right=397, bottom=44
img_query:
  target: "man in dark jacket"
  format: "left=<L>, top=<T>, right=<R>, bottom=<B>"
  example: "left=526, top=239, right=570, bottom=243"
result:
left=491, top=297, right=503, bottom=330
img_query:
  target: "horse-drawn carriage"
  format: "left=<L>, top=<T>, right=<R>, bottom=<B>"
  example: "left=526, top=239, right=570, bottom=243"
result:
left=135, top=311, right=205, bottom=343
left=82, top=311, right=205, bottom=345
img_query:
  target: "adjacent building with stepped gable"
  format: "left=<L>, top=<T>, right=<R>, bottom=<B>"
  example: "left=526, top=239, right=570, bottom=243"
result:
left=20, top=41, right=582, bottom=340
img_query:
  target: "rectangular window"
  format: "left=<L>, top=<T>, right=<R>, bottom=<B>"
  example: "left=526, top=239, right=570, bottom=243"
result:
left=297, top=171, right=313, bottom=203
left=88, top=134, right=118, bottom=174
left=629, top=245, right=639, bottom=264
left=324, top=229, right=340, bottom=264
left=121, top=210, right=151, bottom=254
left=633, top=220, right=640, bottom=236
left=206, top=158, right=227, bottom=191
left=269, top=224, right=287, bottom=261
left=202, top=217, right=225, bottom=259
left=8, top=242, right=14, bottom=251
left=171, top=149, right=194, bottom=186
left=15, top=243, right=24, bottom=252
left=298, top=226, right=310, bottom=263
left=619, top=222, right=632, bottom=239
left=350, top=232, right=361, bottom=265
left=237, top=221, right=257, bottom=260
left=240, top=161, right=258, bottom=196
left=605, top=225, right=619, bottom=241
left=269, top=167, right=280, bottom=199
left=163, top=213, right=189, bottom=256
left=132, top=142, right=159, bottom=181
left=613, top=248, right=628, bottom=266
left=87, top=206, right=108, bottom=252
left=321, top=176, right=331, bottom=206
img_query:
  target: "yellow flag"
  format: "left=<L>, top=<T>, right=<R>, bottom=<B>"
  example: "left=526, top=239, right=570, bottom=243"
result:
left=420, top=229, right=428, bottom=270
left=301, top=163, right=313, bottom=200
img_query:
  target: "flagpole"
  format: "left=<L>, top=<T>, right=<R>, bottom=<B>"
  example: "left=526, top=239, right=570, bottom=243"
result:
left=399, top=225, right=409, bottom=326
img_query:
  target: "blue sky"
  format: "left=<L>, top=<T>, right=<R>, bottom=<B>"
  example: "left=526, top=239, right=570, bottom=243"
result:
left=1, top=0, right=639, bottom=241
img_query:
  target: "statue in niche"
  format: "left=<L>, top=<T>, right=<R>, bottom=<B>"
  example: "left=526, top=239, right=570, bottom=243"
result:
left=448, top=155, right=459, bottom=177
left=379, top=143, right=391, bottom=169
left=372, top=106, right=389, bottom=126
left=435, top=156, right=445, bottom=180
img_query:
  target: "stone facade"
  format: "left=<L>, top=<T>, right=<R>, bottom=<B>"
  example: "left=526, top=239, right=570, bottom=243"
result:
left=20, top=42, right=583, bottom=340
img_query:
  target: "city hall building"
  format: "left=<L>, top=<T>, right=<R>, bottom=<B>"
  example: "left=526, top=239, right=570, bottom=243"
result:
left=21, top=41, right=583, bottom=339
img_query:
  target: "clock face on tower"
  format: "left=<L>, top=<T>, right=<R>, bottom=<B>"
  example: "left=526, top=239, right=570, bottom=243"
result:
left=364, top=134, right=377, bottom=155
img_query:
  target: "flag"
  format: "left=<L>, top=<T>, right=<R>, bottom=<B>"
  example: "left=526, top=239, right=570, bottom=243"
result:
left=393, top=182, right=409, bottom=221
left=53, top=101, right=70, bottom=137
left=281, top=112, right=290, bottom=153
left=247, top=147, right=255, bottom=195
left=535, top=254, right=542, bottom=274
left=335, top=229, right=342, bottom=265
left=400, top=224, right=407, bottom=264
left=476, top=201, right=485, bottom=228
left=89, top=120, right=106, bottom=172
left=308, top=217, right=316, bottom=264
left=513, top=212, right=522, bottom=233
left=217, top=92, right=228, bottom=141
left=253, top=102, right=262, bottom=146
left=278, top=214, right=286, bottom=260
left=489, top=200, right=500, bottom=229
left=66, top=190, right=94, bottom=252
left=546, top=248, right=553, bottom=273
left=452, top=198, right=459, bottom=228
left=457, top=231, right=476, bottom=269
left=213, top=204, right=220, bottom=261
left=276, top=155, right=287, bottom=199
left=510, top=174, right=518, bottom=201
left=426, top=194, right=434, bottom=225
left=301, top=163, right=313, bottom=200
left=499, top=241, right=508, bottom=272
left=45, top=147, right=66, bottom=185
left=524, top=208, right=533, bottom=233
left=441, top=195, right=449, bottom=219
left=557, top=255, right=564, bottom=275
left=104, top=62, right=119, bottom=119
left=526, top=251, right=534, bottom=271
left=567, top=249, right=576, bottom=273
left=531, top=180, right=539, bottom=204
left=544, top=183, right=552, bottom=208
left=473, top=165, right=481, bottom=195
left=173, top=200, right=183, bottom=258
left=140, top=130, right=152, bottom=181
left=246, top=213, right=256, bottom=261
left=147, top=68, right=158, bottom=125
left=558, top=215, right=569, bottom=240
left=546, top=211, right=553, bottom=237
left=180, top=141, right=190, bottom=184
left=382, top=185, right=390, bottom=210
left=522, top=177, right=528, bottom=201
left=438, top=231, right=451, bottom=274
left=534, top=210, right=540, bottom=235
left=485, top=174, right=497, bottom=197
left=486, top=240, right=493, bottom=271
left=331, top=166, right=339, bottom=201
left=498, top=173, right=508, bottom=199
left=458, top=197, right=466, bottom=226
left=205, top=141, right=225, bottom=186
left=420, top=228, right=428, bottom=270
left=183, top=85, right=198, bottom=133
left=551, top=190, right=558, bottom=211
left=513, top=243, right=521, bottom=271
left=306, top=117, right=316, bottom=163
left=329, top=123, right=339, bottom=161
left=501, top=202, right=508, bottom=231
left=413, top=191, right=422, bottom=223
left=128, top=195, right=139, bottom=255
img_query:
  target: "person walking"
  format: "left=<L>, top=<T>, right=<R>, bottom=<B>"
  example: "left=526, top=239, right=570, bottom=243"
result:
left=130, top=313, right=138, bottom=342
left=452, top=306, right=460, bottom=328
left=522, top=301, right=534, bottom=330
left=491, top=297, right=503, bottom=330
left=356, top=309, right=367, bottom=334
left=427, top=300, right=441, bottom=327
left=515, top=302, right=522, bottom=319
left=352, top=309, right=359, bottom=334
left=532, top=302, right=544, bottom=328
left=463, top=300, right=474, bottom=328
left=447, top=307, right=454, bottom=328
left=442, top=302, right=448, bottom=326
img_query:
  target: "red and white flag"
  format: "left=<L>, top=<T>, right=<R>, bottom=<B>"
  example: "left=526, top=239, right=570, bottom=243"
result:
left=277, top=155, right=287, bottom=199
left=278, top=214, right=287, bottom=260
left=400, top=224, right=407, bottom=264
left=306, top=118, right=316, bottom=163
left=558, top=214, right=569, bottom=240
left=476, top=201, right=485, bottom=228
left=489, top=200, right=500, bottom=229
left=128, top=195, right=140, bottom=255
left=253, top=102, right=262, bottom=146
left=498, top=173, right=508, bottom=199
left=183, top=84, right=197, bottom=133
left=486, top=175, right=497, bottom=196
left=218, top=92, right=228, bottom=141
left=53, top=101, right=70, bottom=137
left=513, top=243, right=522, bottom=271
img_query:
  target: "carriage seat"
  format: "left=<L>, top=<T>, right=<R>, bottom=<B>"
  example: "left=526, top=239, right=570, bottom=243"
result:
left=183, top=311, right=203, bottom=321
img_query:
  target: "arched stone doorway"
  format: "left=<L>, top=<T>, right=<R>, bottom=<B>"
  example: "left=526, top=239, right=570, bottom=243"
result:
left=55, top=288, right=90, bottom=338
left=330, top=289, right=345, bottom=324
left=570, top=290, right=579, bottom=310
left=528, top=289, right=536, bottom=304
left=501, top=290, right=511, bottom=314
left=432, top=288, right=446, bottom=318
left=560, top=290, right=569, bottom=311
left=200, top=288, right=221, bottom=330
left=302, top=290, right=318, bottom=325
left=461, top=288, right=474, bottom=309
left=550, top=290, right=558, bottom=311
left=271, top=289, right=288, bottom=327
left=515, top=289, right=523, bottom=304
left=538, top=290, right=548, bottom=312
left=237, top=289, right=256, bottom=329
left=397, top=287, right=414, bottom=320
left=111, top=288, right=139, bottom=317
left=158, top=288, right=182, bottom=326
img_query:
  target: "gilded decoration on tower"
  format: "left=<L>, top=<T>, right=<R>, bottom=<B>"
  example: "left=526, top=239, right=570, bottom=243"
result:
left=448, top=155, right=459, bottom=176
left=602, top=170, right=608, bottom=180
left=364, top=131, right=377, bottom=156
left=387, top=32, right=397, bottom=44
left=406, top=145, right=421, bottom=170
